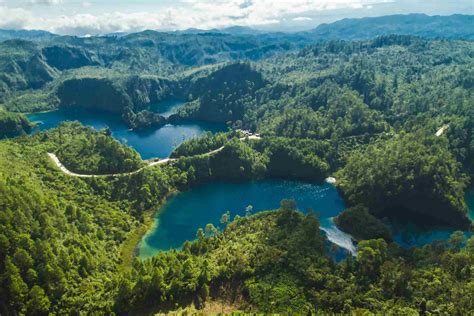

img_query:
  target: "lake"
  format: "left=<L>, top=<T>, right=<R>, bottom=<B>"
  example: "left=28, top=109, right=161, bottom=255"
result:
left=139, top=184, right=474, bottom=259
left=138, top=179, right=356, bottom=259
left=27, top=104, right=226, bottom=159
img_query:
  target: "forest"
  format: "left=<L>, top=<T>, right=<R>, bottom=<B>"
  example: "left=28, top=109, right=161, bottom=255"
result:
left=0, top=14, right=473, bottom=314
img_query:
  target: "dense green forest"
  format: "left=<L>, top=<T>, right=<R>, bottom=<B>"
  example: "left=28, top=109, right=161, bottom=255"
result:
left=337, top=134, right=470, bottom=229
left=0, top=126, right=190, bottom=313
left=40, top=122, right=144, bottom=174
left=0, top=14, right=473, bottom=314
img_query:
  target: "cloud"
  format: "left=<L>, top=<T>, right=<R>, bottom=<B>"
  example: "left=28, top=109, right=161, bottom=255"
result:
left=0, top=6, right=32, bottom=29
left=292, top=16, right=313, bottom=21
left=82, top=2, right=91, bottom=8
left=29, top=0, right=63, bottom=5
left=1, top=0, right=394, bottom=35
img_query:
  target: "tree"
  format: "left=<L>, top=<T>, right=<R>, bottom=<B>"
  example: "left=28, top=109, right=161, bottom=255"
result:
left=205, top=223, right=217, bottom=236
left=245, top=205, right=253, bottom=217
left=220, top=211, right=231, bottom=227
left=13, top=248, right=34, bottom=274
left=27, top=286, right=51, bottom=315
left=4, top=256, right=28, bottom=312
left=0, top=233, right=10, bottom=258
left=357, top=239, right=387, bottom=281
left=448, top=231, right=466, bottom=251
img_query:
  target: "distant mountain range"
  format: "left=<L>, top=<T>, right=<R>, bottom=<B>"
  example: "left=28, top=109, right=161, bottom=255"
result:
left=0, top=29, right=58, bottom=42
left=306, top=14, right=474, bottom=40
left=1, top=14, right=472, bottom=43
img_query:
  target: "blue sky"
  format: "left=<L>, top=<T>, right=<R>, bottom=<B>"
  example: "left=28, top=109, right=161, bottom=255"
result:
left=0, top=0, right=472, bottom=35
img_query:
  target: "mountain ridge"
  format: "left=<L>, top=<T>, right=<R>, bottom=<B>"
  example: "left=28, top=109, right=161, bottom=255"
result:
left=0, top=13, right=472, bottom=42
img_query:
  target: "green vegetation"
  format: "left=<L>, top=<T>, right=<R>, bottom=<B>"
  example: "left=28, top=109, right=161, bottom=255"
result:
left=337, top=134, right=470, bottom=229
left=170, top=131, right=232, bottom=158
left=0, top=138, right=142, bottom=313
left=252, top=137, right=330, bottom=181
left=335, top=206, right=392, bottom=241
left=0, top=110, right=32, bottom=139
left=177, top=62, right=267, bottom=122
left=41, top=122, right=144, bottom=174
left=0, top=124, right=188, bottom=314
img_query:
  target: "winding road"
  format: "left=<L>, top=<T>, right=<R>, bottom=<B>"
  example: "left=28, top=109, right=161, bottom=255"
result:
left=47, top=134, right=261, bottom=178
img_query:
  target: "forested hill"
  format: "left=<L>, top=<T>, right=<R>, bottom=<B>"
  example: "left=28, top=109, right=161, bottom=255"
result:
left=0, top=14, right=471, bottom=115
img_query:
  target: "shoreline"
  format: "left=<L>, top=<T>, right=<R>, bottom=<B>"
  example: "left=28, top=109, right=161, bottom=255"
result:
left=23, top=108, right=59, bottom=115
left=118, top=190, right=178, bottom=271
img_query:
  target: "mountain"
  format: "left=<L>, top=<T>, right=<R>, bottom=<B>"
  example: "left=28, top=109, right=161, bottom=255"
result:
left=306, top=14, right=474, bottom=40
left=0, top=29, right=58, bottom=42
left=218, top=26, right=265, bottom=35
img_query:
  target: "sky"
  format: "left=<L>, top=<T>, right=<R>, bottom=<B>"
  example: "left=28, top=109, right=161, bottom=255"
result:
left=0, top=0, right=472, bottom=36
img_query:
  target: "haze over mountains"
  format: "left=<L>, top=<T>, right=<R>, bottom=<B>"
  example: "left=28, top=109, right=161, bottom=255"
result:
left=0, top=14, right=472, bottom=42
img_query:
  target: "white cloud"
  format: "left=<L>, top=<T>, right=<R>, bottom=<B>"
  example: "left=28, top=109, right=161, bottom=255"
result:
left=292, top=16, right=313, bottom=21
left=0, top=0, right=394, bottom=35
left=29, top=0, right=63, bottom=5
left=0, top=6, right=32, bottom=29
left=82, top=2, right=91, bottom=8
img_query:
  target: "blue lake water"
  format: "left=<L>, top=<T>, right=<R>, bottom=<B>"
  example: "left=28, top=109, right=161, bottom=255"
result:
left=138, top=179, right=356, bottom=259
left=27, top=106, right=226, bottom=159
left=149, top=99, right=185, bottom=118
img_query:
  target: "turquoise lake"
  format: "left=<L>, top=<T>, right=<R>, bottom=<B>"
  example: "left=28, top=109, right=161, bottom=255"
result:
left=140, top=185, right=474, bottom=259
left=138, top=179, right=356, bottom=259
left=27, top=103, right=226, bottom=159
